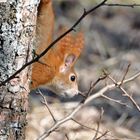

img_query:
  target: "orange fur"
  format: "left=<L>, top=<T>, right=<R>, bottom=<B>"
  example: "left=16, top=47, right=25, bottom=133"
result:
left=31, top=0, right=84, bottom=96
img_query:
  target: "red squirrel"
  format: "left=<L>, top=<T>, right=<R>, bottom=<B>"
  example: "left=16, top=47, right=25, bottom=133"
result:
left=31, top=0, right=84, bottom=97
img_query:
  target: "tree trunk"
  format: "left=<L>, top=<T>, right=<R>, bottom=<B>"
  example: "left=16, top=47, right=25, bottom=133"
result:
left=0, top=0, right=39, bottom=139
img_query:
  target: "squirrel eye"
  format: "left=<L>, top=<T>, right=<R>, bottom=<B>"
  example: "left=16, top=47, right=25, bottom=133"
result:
left=70, top=75, right=76, bottom=82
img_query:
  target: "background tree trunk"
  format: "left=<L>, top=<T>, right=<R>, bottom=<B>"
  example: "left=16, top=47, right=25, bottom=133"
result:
left=0, top=0, right=39, bottom=139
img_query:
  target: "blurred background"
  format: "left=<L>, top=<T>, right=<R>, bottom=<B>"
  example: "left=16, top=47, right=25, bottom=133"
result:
left=27, top=0, right=140, bottom=139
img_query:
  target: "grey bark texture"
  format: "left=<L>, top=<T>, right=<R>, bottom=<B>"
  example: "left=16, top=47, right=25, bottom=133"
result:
left=0, top=0, right=39, bottom=139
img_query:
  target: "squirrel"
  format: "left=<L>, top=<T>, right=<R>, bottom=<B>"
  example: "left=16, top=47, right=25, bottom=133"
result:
left=31, top=0, right=84, bottom=97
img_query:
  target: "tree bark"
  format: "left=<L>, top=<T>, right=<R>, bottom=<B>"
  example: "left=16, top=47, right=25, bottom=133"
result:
left=0, top=0, right=39, bottom=139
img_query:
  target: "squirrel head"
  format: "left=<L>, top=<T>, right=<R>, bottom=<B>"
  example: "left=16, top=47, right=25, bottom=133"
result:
left=47, top=31, right=84, bottom=97
left=47, top=54, right=79, bottom=97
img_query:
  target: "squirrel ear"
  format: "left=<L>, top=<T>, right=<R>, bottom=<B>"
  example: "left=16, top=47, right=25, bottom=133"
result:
left=59, top=54, right=76, bottom=73
left=65, top=54, right=76, bottom=67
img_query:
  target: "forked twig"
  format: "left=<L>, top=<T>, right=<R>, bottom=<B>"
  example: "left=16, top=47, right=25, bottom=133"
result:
left=96, top=131, right=109, bottom=140
left=37, top=102, right=83, bottom=140
left=120, top=87, right=140, bottom=112
left=120, top=64, right=131, bottom=86
left=87, top=74, right=107, bottom=97
left=72, top=118, right=113, bottom=139
left=106, top=68, right=140, bottom=112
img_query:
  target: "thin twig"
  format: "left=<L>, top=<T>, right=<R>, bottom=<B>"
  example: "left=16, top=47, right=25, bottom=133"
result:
left=104, top=3, right=140, bottom=8
left=37, top=60, right=50, bottom=67
left=72, top=118, right=99, bottom=132
left=37, top=89, right=56, bottom=123
left=72, top=118, right=114, bottom=139
left=101, top=94, right=130, bottom=108
left=65, top=133, right=70, bottom=140
left=95, top=131, right=109, bottom=140
left=121, top=71, right=140, bottom=84
left=93, top=108, right=104, bottom=140
left=87, top=74, right=107, bottom=97
left=120, top=87, right=140, bottom=112
left=120, top=64, right=131, bottom=86
left=107, top=70, right=140, bottom=86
